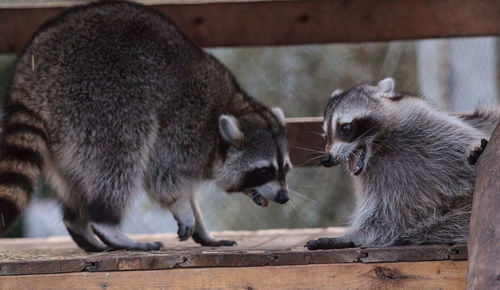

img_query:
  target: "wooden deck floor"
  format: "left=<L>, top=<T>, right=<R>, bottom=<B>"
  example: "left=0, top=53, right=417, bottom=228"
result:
left=0, top=228, right=468, bottom=289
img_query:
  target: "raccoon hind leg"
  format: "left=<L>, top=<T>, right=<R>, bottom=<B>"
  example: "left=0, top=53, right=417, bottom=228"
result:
left=62, top=206, right=108, bottom=252
left=91, top=224, right=163, bottom=251
left=85, top=176, right=163, bottom=251
left=47, top=167, right=108, bottom=252
left=60, top=117, right=163, bottom=251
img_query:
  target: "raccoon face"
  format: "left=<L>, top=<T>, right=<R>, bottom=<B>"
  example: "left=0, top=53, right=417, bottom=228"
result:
left=214, top=108, right=291, bottom=207
left=321, top=78, right=395, bottom=175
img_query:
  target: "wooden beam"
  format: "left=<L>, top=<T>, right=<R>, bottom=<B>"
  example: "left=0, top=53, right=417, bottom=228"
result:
left=0, top=243, right=467, bottom=276
left=0, top=228, right=467, bottom=276
left=1, top=0, right=500, bottom=53
left=0, top=261, right=467, bottom=290
left=467, top=124, right=500, bottom=289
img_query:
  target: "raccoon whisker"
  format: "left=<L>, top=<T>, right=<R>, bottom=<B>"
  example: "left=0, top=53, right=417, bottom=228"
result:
left=306, top=130, right=326, bottom=139
left=307, top=129, right=325, bottom=136
left=244, top=197, right=263, bottom=223
left=291, top=201, right=309, bottom=224
left=353, top=125, right=378, bottom=143
left=289, top=189, right=317, bottom=203
left=300, top=154, right=323, bottom=166
left=302, top=151, right=324, bottom=158
left=289, top=145, right=324, bottom=154
left=259, top=185, right=274, bottom=198
left=288, top=198, right=310, bottom=224
left=288, top=197, right=299, bottom=209
left=310, top=131, right=327, bottom=141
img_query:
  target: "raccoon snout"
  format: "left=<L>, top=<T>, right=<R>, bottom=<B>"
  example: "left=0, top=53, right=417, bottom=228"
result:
left=276, top=189, right=289, bottom=204
left=321, top=154, right=341, bottom=167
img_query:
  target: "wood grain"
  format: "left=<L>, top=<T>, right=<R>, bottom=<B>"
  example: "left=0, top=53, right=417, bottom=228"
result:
left=0, top=261, right=467, bottom=290
left=467, top=124, right=500, bottom=289
left=2, top=0, right=500, bottom=53
left=0, top=228, right=467, bottom=276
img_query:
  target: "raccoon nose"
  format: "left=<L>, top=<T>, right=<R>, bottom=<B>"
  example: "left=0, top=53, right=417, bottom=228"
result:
left=276, top=189, right=289, bottom=204
left=321, top=154, right=336, bottom=167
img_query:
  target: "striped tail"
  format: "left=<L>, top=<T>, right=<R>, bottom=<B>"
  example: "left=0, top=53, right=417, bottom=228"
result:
left=0, top=102, right=48, bottom=235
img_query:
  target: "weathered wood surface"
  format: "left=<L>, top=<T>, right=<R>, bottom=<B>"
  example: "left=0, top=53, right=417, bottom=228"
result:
left=0, top=261, right=467, bottom=290
left=0, top=228, right=466, bottom=276
left=2, top=0, right=500, bottom=53
left=467, top=124, right=500, bottom=289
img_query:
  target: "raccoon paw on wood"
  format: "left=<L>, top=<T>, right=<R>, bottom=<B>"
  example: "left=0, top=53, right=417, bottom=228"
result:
left=177, top=223, right=195, bottom=241
left=192, top=232, right=237, bottom=247
left=305, top=237, right=355, bottom=250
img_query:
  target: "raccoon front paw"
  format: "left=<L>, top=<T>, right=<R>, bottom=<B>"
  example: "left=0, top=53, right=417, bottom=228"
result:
left=468, top=138, right=488, bottom=165
left=305, top=237, right=355, bottom=250
left=132, top=241, right=164, bottom=251
left=200, top=239, right=237, bottom=247
left=192, top=232, right=237, bottom=247
left=177, top=223, right=195, bottom=241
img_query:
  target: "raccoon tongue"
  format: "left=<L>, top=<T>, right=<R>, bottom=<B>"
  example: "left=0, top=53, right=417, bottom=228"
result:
left=261, top=198, right=269, bottom=207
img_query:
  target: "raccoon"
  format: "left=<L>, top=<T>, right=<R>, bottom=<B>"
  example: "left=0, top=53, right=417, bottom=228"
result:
left=0, top=1, right=291, bottom=251
left=307, top=78, right=499, bottom=250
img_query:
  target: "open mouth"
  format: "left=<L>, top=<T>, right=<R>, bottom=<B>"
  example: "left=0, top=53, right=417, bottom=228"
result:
left=251, top=190, right=269, bottom=207
left=348, top=145, right=367, bottom=175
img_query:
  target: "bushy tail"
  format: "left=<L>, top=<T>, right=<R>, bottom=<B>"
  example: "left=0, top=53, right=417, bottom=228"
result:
left=0, top=102, right=48, bottom=235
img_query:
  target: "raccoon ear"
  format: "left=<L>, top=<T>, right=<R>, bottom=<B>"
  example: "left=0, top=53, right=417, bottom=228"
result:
left=219, top=115, right=243, bottom=143
left=271, top=107, right=286, bottom=126
left=376, top=77, right=395, bottom=97
left=331, top=89, right=342, bottom=98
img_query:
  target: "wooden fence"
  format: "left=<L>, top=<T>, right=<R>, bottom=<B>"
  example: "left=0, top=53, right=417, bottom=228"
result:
left=0, top=1, right=499, bottom=289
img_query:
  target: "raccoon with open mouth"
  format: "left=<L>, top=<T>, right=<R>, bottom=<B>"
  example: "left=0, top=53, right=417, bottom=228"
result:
left=307, top=78, right=499, bottom=250
left=0, top=1, right=291, bottom=251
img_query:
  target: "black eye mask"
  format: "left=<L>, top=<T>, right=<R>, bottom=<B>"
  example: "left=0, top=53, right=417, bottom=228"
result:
left=240, top=166, right=276, bottom=189
left=335, top=117, right=380, bottom=143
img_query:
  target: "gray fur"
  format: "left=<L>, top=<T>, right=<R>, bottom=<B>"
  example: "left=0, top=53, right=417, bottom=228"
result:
left=1, top=1, right=290, bottom=250
left=454, top=107, right=500, bottom=136
left=308, top=78, right=499, bottom=249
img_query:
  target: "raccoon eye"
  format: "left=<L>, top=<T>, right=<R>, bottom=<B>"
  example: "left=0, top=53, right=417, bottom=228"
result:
left=256, top=167, right=274, bottom=177
left=339, top=123, right=351, bottom=135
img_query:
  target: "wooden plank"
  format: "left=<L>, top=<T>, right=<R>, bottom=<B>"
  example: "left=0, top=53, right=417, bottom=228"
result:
left=1, top=0, right=500, bottom=53
left=2, top=245, right=465, bottom=276
left=0, top=226, right=467, bottom=276
left=0, top=261, right=467, bottom=290
left=467, top=124, right=500, bottom=289
left=360, top=244, right=467, bottom=264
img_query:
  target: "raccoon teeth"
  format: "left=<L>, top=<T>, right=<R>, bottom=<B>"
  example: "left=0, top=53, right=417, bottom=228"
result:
left=251, top=191, right=269, bottom=207
left=349, top=145, right=366, bottom=175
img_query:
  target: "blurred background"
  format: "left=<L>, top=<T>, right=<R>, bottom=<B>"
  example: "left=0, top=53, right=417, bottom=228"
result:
left=0, top=2, right=499, bottom=238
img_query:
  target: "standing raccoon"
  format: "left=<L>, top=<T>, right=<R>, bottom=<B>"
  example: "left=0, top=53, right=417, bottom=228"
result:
left=0, top=1, right=291, bottom=251
left=307, top=78, right=499, bottom=250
